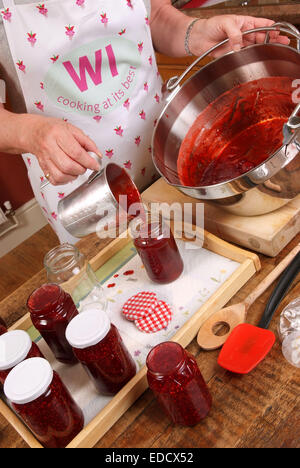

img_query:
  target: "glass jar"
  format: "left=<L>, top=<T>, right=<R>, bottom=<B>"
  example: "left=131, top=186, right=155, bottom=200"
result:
left=44, top=244, right=107, bottom=313
left=66, top=308, right=137, bottom=395
left=147, top=342, right=212, bottom=426
left=27, top=284, right=79, bottom=364
left=4, top=358, right=84, bottom=448
left=0, top=330, right=44, bottom=385
left=0, top=317, right=7, bottom=336
left=131, top=218, right=184, bottom=284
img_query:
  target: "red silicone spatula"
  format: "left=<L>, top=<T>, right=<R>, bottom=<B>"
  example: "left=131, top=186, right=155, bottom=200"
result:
left=218, top=251, right=300, bottom=374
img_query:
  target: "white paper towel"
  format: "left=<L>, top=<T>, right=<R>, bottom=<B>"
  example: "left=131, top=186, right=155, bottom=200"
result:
left=31, top=241, right=239, bottom=426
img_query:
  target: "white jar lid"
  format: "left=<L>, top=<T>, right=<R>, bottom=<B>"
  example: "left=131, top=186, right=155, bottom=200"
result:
left=66, top=308, right=111, bottom=349
left=4, top=358, right=53, bottom=405
left=0, top=330, right=32, bottom=371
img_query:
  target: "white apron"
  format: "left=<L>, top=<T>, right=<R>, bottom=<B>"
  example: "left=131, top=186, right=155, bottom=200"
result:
left=2, top=0, right=163, bottom=243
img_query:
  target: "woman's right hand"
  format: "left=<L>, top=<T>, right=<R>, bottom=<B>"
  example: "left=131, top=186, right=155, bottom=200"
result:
left=20, top=114, right=102, bottom=186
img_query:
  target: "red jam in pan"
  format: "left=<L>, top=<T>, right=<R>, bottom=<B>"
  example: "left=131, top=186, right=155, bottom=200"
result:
left=178, top=77, right=296, bottom=187
left=147, top=342, right=212, bottom=426
left=27, top=284, right=79, bottom=364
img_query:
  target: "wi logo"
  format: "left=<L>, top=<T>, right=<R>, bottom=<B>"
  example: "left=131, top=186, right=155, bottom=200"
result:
left=63, top=45, right=118, bottom=93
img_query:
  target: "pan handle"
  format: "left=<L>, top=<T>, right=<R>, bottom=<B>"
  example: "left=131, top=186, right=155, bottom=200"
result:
left=264, top=22, right=300, bottom=52
left=166, top=24, right=300, bottom=92
left=287, top=103, right=300, bottom=130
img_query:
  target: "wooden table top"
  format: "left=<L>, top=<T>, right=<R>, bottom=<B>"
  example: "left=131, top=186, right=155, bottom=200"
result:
left=0, top=231, right=299, bottom=449
left=185, top=1, right=300, bottom=26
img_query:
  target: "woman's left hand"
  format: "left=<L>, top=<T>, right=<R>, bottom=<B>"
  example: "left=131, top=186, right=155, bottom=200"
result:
left=189, top=16, right=290, bottom=57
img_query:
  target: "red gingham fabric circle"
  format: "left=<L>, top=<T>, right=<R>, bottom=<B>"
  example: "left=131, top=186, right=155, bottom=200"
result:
left=122, top=292, right=158, bottom=321
left=135, top=301, right=173, bottom=333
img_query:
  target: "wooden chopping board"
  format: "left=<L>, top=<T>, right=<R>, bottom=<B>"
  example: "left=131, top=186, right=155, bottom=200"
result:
left=142, top=178, right=300, bottom=257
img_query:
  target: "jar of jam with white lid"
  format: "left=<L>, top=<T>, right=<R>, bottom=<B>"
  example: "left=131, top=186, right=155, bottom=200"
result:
left=0, top=330, right=44, bottom=385
left=4, top=358, right=84, bottom=448
left=66, top=308, right=137, bottom=395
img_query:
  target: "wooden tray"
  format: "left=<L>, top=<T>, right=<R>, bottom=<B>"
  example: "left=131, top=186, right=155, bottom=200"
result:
left=0, top=224, right=260, bottom=448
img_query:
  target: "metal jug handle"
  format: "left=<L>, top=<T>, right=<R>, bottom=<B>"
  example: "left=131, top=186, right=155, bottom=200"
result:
left=40, top=151, right=102, bottom=189
left=166, top=25, right=300, bottom=92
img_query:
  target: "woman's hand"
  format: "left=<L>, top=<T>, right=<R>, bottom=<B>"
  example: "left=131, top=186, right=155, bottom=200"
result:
left=189, top=16, right=290, bottom=58
left=20, top=114, right=102, bottom=186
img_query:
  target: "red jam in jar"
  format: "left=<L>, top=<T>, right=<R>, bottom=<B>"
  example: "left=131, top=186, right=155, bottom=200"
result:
left=66, top=308, right=137, bottom=395
left=4, top=358, right=84, bottom=448
left=147, top=342, right=212, bottom=426
left=132, top=219, right=184, bottom=284
left=27, top=284, right=79, bottom=364
left=0, top=317, right=7, bottom=336
left=0, top=330, right=44, bottom=385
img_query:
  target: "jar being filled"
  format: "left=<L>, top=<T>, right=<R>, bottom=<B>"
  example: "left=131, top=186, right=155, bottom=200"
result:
left=44, top=244, right=107, bottom=312
left=27, top=284, right=79, bottom=364
left=66, top=308, right=137, bottom=395
left=131, top=217, right=184, bottom=284
left=147, top=342, right=212, bottom=426
left=4, top=358, right=84, bottom=448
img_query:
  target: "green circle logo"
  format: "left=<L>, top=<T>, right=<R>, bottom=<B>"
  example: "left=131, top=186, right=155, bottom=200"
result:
left=44, top=36, right=142, bottom=117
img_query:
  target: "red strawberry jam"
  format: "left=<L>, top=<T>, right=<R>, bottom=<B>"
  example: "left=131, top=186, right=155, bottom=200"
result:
left=132, top=218, right=184, bottom=284
left=0, top=330, right=44, bottom=385
left=27, top=284, right=79, bottom=364
left=177, top=77, right=296, bottom=187
left=4, top=358, right=84, bottom=448
left=66, top=309, right=136, bottom=395
left=106, top=163, right=142, bottom=217
left=0, top=317, right=7, bottom=336
left=147, top=342, right=212, bottom=426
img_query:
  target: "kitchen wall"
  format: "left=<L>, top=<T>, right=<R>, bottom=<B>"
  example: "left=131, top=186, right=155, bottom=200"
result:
left=0, top=152, right=33, bottom=209
left=0, top=152, right=47, bottom=258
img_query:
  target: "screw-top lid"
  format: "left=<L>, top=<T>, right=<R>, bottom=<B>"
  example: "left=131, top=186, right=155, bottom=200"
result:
left=4, top=358, right=53, bottom=405
left=66, top=308, right=111, bottom=349
left=0, top=330, right=32, bottom=371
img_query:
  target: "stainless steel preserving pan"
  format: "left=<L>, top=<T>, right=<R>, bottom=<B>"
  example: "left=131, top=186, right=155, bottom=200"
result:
left=152, top=24, right=300, bottom=216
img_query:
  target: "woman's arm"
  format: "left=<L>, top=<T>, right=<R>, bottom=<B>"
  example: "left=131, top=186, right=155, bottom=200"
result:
left=150, top=0, right=290, bottom=57
left=0, top=105, right=101, bottom=185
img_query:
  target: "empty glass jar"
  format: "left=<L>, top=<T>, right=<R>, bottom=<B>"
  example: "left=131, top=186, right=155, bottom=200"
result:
left=44, top=244, right=107, bottom=313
